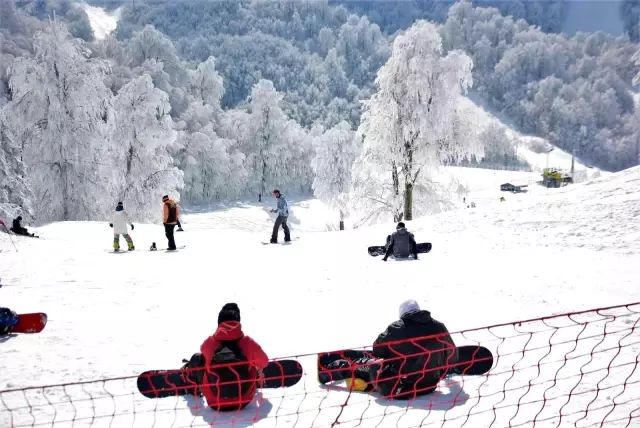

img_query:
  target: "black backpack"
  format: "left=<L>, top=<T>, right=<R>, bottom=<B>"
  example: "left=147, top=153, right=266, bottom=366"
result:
left=207, top=340, right=252, bottom=399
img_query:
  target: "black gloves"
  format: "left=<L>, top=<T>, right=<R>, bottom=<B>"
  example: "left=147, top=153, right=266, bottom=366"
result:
left=131, top=224, right=134, bottom=230
left=109, top=223, right=113, bottom=228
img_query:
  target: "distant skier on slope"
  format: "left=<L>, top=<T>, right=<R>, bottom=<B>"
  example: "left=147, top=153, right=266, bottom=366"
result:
left=180, top=303, right=270, bottom=411
left=11, top=216, right=36, bottom=237
left=109, top=202, right=135, bottom=251
left=162, top=195, right=179, bottom=250
left=0, top=307, right=19, bottom=335
left=269, top=189, right=291, bottom=243
left=382, top=222, right=418, bottom=261
left=318, top=299, right=458, bottom=399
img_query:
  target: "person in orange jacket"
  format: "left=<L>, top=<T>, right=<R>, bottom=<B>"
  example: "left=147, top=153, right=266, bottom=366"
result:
left=182, top=303, right=269, bottom=411
left=162, top=195, right=179, bottom=250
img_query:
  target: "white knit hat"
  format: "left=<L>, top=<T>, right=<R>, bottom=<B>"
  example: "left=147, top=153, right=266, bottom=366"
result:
left=399, top=299, right=420, bottom=318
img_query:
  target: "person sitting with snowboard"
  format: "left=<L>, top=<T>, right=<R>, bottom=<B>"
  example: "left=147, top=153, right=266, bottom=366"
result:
left=0, top=307, right=19, bottom=336
left=109, top=202, right=135, bottom=251
left=382, top=222, right=418, bottom=261
left=318, top=299, right=458, bottom=399
left=181, top=303, right=269, bottom=411
left=11, top=216, right=35, bottom=237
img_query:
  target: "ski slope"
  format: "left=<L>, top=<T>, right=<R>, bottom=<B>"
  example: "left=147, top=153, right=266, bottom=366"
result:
left=1, top=167, right=639, bottom=427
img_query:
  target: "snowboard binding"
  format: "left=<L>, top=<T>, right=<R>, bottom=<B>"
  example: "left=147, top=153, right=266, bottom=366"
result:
left=150, top=242, right=157, bottom=251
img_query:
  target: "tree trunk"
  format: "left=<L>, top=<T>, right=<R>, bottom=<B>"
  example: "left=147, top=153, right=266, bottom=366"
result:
left=391, top=161, right=402, bottom=221
left=339, top=209, right=344, bottom=231
left=260, top=159, right=267, bottom=200
left=403, top=181, right=413, bottom=221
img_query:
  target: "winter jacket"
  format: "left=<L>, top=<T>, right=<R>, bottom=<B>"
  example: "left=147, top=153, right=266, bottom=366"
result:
left=275, top=196, right=289, bottom=217
left=386, top=228, right=416, bottom=258
left=372, top=310, right=458, bottom=396
left=111, top=209, right=131, bottom=235
left=199, top=321, right=269, bottom=409
left=163, top=199, right=179, bottom=225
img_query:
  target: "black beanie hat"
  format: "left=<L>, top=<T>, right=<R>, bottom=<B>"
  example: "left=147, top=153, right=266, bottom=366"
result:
left=217, top=303, right=240, bottom=324
left=397, top=222, right=405, bottom=229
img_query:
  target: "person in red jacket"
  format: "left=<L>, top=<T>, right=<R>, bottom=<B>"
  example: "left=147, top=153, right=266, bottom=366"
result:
left=182, top=303, right=269, bottom=411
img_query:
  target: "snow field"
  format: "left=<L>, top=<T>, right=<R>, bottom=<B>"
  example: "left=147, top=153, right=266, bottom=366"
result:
left=1, top=167, right=640, bottom=427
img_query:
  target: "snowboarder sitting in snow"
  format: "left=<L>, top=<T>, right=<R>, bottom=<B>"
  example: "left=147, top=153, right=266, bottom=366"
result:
left=109, top=202, right=135, bottom=251
left=0, top=307, right=19, bottom=336
left=11, top=216, right=35, bottom=237
left=269, top=189, right=291, bottom=243
left=318, top=299, right=458, bottom=400
left=181, top=303, right=269, bottom=411
left=382, top=222, right=418, bottom=261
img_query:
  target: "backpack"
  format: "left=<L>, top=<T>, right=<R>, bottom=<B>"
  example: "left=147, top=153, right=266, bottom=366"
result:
left=206, top=340, right=253, bottom=399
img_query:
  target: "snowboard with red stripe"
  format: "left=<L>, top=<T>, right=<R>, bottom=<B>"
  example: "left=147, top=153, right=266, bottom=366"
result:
left=13, top=313, right=47, bottom=333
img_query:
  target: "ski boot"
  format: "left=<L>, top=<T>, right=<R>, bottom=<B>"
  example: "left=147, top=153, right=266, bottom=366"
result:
left=128, top=242, right=135, bottom=251
left=113, top=242, right=120, bottom=252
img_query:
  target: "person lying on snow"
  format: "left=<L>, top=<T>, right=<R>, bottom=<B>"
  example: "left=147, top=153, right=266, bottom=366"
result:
left=11, top=216, right=35, bottom=237
left=318, top=299, right=458, bottom=400
left=181, top=303, right=269, bottom=411
left=383, top=222, right=418, bottom=261
left=0, top=307, right=19, bottom=336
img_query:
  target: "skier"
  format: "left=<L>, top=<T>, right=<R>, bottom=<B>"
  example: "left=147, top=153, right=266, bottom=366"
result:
left=269, top=189, right=290, bottom=243
left=0, top=307, right=19, bottom=336
left=11, top=216, right=35, bottom=237
left=109, top=202, right=135, bottom=251
left=162, top=195, right=179, bottom=250
left=181, top=303, right=269, bottom=411
left=382, top=222, right=418, bottom=261
left=318, top=299, right=458, bottom=399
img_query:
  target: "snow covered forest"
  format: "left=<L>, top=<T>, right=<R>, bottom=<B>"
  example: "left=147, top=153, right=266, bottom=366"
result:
left=1, top=0, right=640, bottom=225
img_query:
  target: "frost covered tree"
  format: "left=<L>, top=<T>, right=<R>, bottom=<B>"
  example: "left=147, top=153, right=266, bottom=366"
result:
left=108, top=74, right=183, bottom=221
left=311, top=121, right=356, bottom=230
left=354, top=20, right=476, bottom=222
left=0, top=110, right=32, bottom=220
left=6, top=20, right=112, bottom=221
left=245, top=79, right=290, bottom=201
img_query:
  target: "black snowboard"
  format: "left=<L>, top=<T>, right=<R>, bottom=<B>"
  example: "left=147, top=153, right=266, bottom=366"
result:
left=318, top=345, right=493, bottom=378
left=137, top=359, right=303, bottom=399
left=368, top=242, right=432, bottom=257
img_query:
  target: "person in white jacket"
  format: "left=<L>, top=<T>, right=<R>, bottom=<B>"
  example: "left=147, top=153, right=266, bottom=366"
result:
left=109, top=202, right=135, bottom=251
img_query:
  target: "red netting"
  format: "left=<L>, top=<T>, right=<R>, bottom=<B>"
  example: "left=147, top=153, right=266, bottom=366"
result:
left=1, top=302, right=639, bottom=427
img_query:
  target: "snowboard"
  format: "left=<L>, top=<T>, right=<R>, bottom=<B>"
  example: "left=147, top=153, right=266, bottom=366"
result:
left=137, top=359, right=303, bottom=399
left=318, top=345, right=493, bottom=381
left=261, top=237, right=300, bottom=245
left=368, top=242, right=432, bottom=257
left=12, top=313, right=48, bottom=334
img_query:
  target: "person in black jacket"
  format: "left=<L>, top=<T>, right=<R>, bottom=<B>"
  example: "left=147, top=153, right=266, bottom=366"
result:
left=11, top=216, right=35, bottom=237
left=383, top=222, right=418, bottom=261
left=318, top=299, right=458, bottom=399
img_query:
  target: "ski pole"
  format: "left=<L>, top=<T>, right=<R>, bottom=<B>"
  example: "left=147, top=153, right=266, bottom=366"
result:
left=1, top=224, right=18, bottom=252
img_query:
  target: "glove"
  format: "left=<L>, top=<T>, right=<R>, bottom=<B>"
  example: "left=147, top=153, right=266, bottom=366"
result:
left=109, top=223, right=113, bottom=228
left=131, top=224, right=134, bottom=230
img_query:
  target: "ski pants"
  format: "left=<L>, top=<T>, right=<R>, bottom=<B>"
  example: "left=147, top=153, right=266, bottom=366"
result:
left=113, top=234, right=133, bottom=247
left=320, top=350, right=439, bottom=399
left=164, top=224, right=176, bottom=250
left=271, top=215, right=290, bottom=242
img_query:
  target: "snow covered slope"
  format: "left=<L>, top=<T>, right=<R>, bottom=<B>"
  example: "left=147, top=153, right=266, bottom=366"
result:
left=1, top=166, right=639, bottom=427
left=458, top=96, right=604, bottom=183
left=78, top=3, right=120, bottom=40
